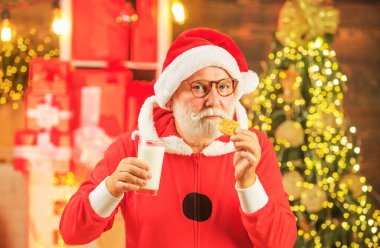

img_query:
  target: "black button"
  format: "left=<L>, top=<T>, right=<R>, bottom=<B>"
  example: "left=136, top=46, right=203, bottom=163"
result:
left=182, top=192, right=212, bottom=222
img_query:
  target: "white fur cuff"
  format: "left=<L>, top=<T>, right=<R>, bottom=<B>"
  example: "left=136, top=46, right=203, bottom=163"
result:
left=235, top=176, right=269, bottom=214
left=89, top=177, right=123, bottom=218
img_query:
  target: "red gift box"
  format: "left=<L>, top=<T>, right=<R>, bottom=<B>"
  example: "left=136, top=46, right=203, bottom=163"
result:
left=125, top=80, right=155, bottom=130
left=29, top=58, right=71, bottom=94
left=130, top=0, right=158, bottom=63
left=72, top=67, right=132, bottom=137
left=13, top=130, right=72, bottom=174
left=25, top=91, right=72, bottom=132
left=53, top=200, right=67, bottom=216
left=71, top=0, right=129, bottom=61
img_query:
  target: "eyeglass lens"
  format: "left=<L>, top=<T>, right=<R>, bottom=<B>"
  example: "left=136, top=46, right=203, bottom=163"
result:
left=189, top=78, right=237, bottom=97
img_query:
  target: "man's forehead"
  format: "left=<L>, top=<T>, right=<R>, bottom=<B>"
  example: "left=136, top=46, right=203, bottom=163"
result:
left=185, top=66, right=230, bottom=81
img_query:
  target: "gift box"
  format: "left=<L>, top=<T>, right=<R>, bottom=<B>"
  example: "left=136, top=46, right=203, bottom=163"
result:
left=29, top=58, right=71, bottom=94
left=71, top=0, right=130, bottom=61
left=25, top=92, right=72, bottom=132
left=125, top=80, right=155, bottom=130
left=28, top=170, right=60, bottom=248
left=71, top=86, right=113, bottom=180
left=130, top=0, right=158, bottom=62
left=72, top=67, right=132, bottom=137
left=15, top=146, right=77, bottom=248
left=13, top=130, right=72, bottom=174
left=27, top=170, right=78, bottom=248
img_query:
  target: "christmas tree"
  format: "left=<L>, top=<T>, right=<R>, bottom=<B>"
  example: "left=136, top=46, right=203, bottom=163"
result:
left=0, top=30, right=58, bottom=110
left=242, top=0, right=379, bottom=247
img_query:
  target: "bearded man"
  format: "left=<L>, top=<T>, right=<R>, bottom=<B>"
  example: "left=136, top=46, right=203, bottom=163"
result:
left=60, top=28, right=297, bottom=248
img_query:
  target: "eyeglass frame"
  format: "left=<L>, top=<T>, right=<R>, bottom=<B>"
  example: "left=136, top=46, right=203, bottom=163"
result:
left=185, top=78, right=239, bottom=98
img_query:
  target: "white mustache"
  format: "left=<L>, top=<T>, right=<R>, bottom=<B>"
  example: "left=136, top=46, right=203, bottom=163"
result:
left=190, top=108, right=229, bottom=121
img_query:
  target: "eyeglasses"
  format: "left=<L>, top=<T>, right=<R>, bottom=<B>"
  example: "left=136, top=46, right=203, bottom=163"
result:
left=186, top=78, right=238, bottom=98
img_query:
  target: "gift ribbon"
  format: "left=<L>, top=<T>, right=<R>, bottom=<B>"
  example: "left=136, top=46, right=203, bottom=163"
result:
left=14, top=132, right=71, bottom=172
left=74, top=126, right=112, bottom=169
left=31, top=59, right=68, bottom=82
left=277, top=0, right=339, bottom=46
left=27, top=93, right=71, bottom=130
left=74, top=86, right=113, bottom=169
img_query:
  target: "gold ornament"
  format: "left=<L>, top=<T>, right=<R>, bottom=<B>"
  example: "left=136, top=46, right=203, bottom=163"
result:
left=300, top=184, right=327, bottom=212
left=292, top=159, right=303, bottom=167
left=275, top=120, right=305, bottom=147
left=321, top=112, right=337, bottom=128
left=298, top=216, right=313, bottom=236
left=282, top=170, right=304, bottom=199
left=277, top=0, right=340, bottom=46
left=340, top=173, right=363, bottom=198
left=279, top=65, right=302, bottom=103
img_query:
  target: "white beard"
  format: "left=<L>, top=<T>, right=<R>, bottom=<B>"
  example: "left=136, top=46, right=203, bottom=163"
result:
left=172, top=99, right=234, bottom=140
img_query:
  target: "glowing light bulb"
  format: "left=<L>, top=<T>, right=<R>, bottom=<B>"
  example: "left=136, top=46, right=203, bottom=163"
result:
left=1, top=19, right=11, bottom=41
left=350, top=126, right=357, bottom=134
left=172, top=2, right=186, bottom=25
left=1, top=9, right=11, bottom=42
left=52, top=8, right=64, bottom=35
left=309, top=37, right=323, bottom=49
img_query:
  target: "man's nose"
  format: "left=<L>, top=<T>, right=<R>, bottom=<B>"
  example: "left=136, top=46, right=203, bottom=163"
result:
left=205, top=85, right=221, bottom=107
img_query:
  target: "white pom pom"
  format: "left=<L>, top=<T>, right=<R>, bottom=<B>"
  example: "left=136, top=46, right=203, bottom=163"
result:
left=241, top=70, right=259, bottom=94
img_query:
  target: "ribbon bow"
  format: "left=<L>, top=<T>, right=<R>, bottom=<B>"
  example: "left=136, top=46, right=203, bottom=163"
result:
left=277, top=0, right=339, bottom=46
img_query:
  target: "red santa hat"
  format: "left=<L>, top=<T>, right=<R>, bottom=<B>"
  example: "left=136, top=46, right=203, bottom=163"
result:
left=154, top=28, right=259, bottom=109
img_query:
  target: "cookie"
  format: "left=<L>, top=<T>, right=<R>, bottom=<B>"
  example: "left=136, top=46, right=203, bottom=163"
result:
left=219, top=119, right=240, bottom=136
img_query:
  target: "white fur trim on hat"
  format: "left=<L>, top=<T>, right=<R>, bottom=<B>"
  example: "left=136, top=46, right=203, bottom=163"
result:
left=137, top=96, right=159, bottom=142
left=240, top=70, right=260, bottom=96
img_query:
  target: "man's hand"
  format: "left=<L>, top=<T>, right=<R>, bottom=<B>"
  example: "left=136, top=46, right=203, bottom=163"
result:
left=106, top=157, right=152, bottom=198
left=230, top=129, right=261, bottom=189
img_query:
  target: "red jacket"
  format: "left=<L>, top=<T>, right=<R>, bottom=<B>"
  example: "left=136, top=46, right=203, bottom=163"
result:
left=60, top=97, right=297, bottom=247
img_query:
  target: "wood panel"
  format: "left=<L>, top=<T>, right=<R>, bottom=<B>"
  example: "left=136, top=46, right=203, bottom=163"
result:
left=0, top=165, right=27, bottom=248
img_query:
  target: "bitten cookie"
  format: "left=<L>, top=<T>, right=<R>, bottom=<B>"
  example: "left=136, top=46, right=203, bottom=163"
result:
left=219, top=119, right=240, bottom=136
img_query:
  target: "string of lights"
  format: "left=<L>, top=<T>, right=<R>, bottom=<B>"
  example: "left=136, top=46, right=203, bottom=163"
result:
left=243, top=34, right=379, bottom=247
left=0, top=30, right=59, bottom=109
left=0, top=1, right=62, bottom=109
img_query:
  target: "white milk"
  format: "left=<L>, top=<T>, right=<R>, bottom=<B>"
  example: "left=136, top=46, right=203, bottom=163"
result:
left=138, top=145, right=165, bottom=191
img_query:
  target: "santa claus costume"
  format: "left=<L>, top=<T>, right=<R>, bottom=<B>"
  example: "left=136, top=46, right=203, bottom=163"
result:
left=60, top=28, right=297, bottom=248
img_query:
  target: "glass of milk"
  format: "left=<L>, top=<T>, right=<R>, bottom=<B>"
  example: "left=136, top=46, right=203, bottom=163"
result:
left=136, top=139, right=165, bottom=196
